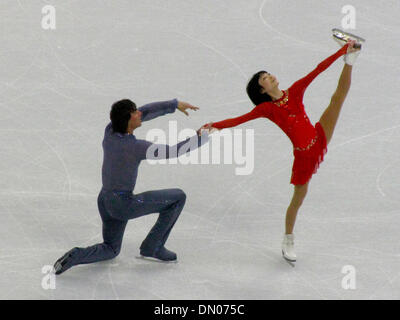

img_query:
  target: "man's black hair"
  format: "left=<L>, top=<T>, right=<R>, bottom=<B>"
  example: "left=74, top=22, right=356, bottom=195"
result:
left=110, top=99, right=137, bottom=134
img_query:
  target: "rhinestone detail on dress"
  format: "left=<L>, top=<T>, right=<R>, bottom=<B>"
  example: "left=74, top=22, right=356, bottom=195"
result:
left=273, top=90, right=289, bottom=107
left=294, top=134, right=318, bottom=151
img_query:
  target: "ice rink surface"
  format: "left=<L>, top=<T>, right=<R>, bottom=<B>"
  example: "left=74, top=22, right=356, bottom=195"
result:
left=0, top=0, right=399, bottom=299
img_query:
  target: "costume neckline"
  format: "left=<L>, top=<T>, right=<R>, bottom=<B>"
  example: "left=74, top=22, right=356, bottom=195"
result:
left=272, top=90, right=289, bottom=106
left=273, top=90, right=286, bottom=102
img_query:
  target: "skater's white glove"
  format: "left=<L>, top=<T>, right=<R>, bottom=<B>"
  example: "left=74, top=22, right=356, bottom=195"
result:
left=344, top=40, right=361, bottom=66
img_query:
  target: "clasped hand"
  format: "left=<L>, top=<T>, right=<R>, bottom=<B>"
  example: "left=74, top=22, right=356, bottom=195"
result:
left=177, top=101, right=218, bottom=135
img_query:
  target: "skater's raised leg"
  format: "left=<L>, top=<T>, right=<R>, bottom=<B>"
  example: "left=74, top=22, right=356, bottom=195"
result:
left=319, top=39, right=360, bottom=145
left=318, top=64, right=352, bottom=145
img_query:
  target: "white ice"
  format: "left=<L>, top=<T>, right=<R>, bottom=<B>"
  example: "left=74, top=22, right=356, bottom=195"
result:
left=0, top=0, right=399, bottom=299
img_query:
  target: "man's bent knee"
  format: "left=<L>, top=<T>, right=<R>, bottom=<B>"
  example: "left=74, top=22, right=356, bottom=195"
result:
left=174, top=188, right=186, bottom=202
left=107, top=243, right=122, bottom=259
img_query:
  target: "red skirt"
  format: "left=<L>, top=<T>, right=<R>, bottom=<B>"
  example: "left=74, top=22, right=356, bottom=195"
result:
left=290, top=122, right=327, bottom=185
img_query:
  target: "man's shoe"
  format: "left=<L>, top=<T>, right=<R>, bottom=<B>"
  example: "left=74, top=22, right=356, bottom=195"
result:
left=140, top=246, right=177, bottom=262
left=54, top=247, right=79, bottom=275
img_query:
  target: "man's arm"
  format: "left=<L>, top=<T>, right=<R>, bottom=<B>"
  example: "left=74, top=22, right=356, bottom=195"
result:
left=139, top=99, right=199, bottom=122
left=135, top=131, right=209, bottom=161
left=138, top=99, right=178, bottom=122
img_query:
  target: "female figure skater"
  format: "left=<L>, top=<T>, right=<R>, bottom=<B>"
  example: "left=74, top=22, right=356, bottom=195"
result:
left=203, top=38, right=361, bottom=263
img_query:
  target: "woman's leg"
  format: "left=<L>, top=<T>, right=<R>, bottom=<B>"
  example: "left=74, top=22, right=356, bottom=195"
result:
left=282, top=182, right=309, bottom=262
left=319, top=64, right=353, bottom=145
left=285, top=182, right=309, bottom=234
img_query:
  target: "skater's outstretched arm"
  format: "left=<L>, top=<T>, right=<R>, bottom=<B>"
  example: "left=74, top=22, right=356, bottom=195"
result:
left=135, top=130, right=209, bottom=161
left=205, top=103, right=271, bottom=130
left=138, top=99, right=178, bottom=122
left=290, top=44, right=349, bottom=99
left=139, top=100, right=199, bottom=122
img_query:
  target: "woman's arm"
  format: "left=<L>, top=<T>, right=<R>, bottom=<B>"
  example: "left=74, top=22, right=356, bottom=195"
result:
left=209, top=103, right=270, bottom=130
left=290, top=44, right=349, bottom=98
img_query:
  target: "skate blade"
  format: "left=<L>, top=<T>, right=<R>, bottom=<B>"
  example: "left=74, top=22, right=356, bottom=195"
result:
left=282, top=251, right=296, bottom=267
left=54, top=262, right=62, bottom=273
left=332, top=28, right=365, bottom=49
left=135, top=255, right=178, bottom=264
left=53, top=253, right=71, bottom=274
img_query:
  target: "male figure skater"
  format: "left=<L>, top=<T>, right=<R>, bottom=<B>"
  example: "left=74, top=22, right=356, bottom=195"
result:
left=54, top=98, right=208, bottom=274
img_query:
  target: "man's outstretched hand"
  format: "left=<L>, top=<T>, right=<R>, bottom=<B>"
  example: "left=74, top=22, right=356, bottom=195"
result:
left=177, top=101, right=199, bottom=116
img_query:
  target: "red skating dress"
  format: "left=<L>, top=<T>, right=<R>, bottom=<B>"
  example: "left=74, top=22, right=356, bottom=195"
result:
left=212, top=45, right=349, bottom=185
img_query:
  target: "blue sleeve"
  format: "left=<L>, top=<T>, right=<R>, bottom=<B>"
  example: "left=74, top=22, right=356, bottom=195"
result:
left=135, top=132, right=209, bottom=161
left=138, top=99, right=178, bottom=122
left=105, top=122, right=113, bottom=135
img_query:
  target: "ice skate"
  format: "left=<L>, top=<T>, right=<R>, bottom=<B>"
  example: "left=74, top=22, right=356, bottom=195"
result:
left=138, top=246, right=178, bottom=263
left=332, top=28, right=365, bottom=49
left=282, top=234, right=296, bottom=265
left=54, top=247, right=79, bottom=275
left=332, top=28, right=363, bottom=66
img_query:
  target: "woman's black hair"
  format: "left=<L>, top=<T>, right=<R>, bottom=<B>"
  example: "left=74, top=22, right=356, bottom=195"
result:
left=110, top=99, right=137, bottom=134
left=246, top=71, right=272, bottom=105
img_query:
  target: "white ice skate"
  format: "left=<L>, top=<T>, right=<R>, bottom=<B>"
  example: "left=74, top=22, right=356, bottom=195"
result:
left=332, top=28, right=364, bottom=66
left=332, top=28, right=365, bottom=49
left=282, top=234, right=296, bottom=265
